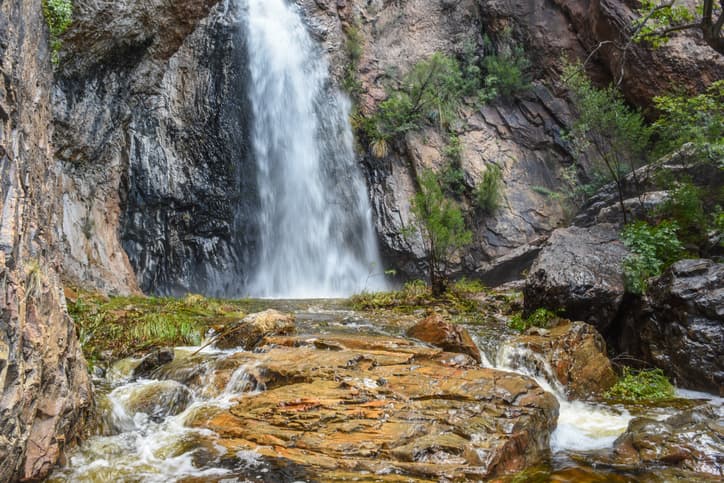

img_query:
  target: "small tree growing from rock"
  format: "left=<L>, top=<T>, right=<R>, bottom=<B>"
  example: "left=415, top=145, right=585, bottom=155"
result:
left=407, top=170, right=472, bottom=296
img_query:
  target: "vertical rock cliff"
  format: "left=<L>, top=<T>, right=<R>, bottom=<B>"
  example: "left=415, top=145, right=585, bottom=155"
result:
left=55, top=0, right=256, bottom=296
left=0, top=1, right=91, bottom=480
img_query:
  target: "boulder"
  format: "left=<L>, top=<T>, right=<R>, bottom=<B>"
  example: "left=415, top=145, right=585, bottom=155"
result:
left=132, top=348, right=175, bottom=379
left=583, top=405, right=724, bottom=476
left=619, top=259, right=723, bottom=393
left=524, top=224, right=628, bottom=334
left=500, top=322, right=617, bottom=399
left=406, top=313, right=481, bottom=363
left=215, top=309, right=296, bottom=350
left=189, top=334, right=559, bottom=480
left=114, top=380, right=192, bottom=423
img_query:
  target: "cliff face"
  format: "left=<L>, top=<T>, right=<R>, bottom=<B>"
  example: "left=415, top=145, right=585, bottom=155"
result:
left=52, top=0, right=722, bottom=294
left=301, top=0, right=723, bottom=281
left=55, top=0, right=257, bottom=297
left=0, top=1, right=91, bottom=481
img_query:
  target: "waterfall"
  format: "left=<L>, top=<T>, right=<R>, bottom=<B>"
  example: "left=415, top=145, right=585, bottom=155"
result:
left=244, top=0, right=386, bottom=298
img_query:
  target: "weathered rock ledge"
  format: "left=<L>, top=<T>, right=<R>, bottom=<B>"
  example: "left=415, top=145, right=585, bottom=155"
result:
left=182, top=334, right=560, bottom=481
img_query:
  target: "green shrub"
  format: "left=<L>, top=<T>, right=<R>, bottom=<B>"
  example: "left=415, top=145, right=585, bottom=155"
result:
left=42, top=0, right=73, bottom=64
left=604, top=367, right=675, bottom=402
left=621, top=221, right=685, bottom=294
left=509, top=308, right=558, bottom=332
left=409, top=170, right=472, bottom=296
left=562, top=63, right=651, bottom=219
left=441, top=135, right=466, bottom=195
left=366, top=53, right=467, bottom=155
left=342, top=25, right=364, bottom=96
left=480, top=37, right=531, bottom=100
left=658, top=181, right=708, bottom=247
left=474, top=164, right=503, bottom=214
left=652, top=80, right=724, bottom=157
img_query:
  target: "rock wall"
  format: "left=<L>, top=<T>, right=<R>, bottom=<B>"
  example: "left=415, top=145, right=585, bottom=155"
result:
left=55, top=0, right=257, bottom=297
left=301, top=0, right=722, bottom=282
left=55, top=0, right=723, bottom=292
left=0, top=1, right=92, bottom=480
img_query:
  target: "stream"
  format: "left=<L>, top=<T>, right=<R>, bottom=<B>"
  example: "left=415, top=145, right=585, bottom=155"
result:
left=47, top=300, right=723, bottom=482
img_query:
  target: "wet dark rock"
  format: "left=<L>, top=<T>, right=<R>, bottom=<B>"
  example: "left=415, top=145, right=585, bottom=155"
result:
left=406, top=313, right=481, bottom=363
left=132, top=348, right=175, bottom=379
left=121, top=380, right=193, bottom=422
left=616, top=259, right=724, bottom=394
left=524, top=224, right=628, bottom=334
left=55, top=0, right=257, bottom=296
left=584, top=405, right=724, bottom=476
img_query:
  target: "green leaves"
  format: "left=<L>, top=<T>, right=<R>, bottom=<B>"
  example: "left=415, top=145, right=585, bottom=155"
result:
left=604, top=367, right=675, bottom=402
left=652, top=80, right=724, bottom=157
left=621, top=221, right=685, bottom=294
left=480, top=42, right=531, bottom=100
left=409, top=170, right=472, bottom=295
left=509, top=308, right=558, bottom=332
left=42, top=0, right=73, bottom=64
left=562, top=63, right=651, bottom=166
left=634, top=0, right=698, bottom=47
left=367, top=52, right=467, bottom=150
left=474, top=164, right=503, bottom=214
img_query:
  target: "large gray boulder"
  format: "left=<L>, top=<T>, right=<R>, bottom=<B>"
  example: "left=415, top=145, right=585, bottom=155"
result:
left=620, top=259, right=723, bottom=393
left=524, top=224, right=628, bottom=333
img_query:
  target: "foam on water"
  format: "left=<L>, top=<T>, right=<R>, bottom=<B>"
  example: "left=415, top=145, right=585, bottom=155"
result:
left=495, top=344, right=633, bottom=452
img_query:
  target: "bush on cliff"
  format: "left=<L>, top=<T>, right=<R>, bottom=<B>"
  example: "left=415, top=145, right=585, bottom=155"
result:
left=562, top=62, right=651, bottom=223
left=42, top=0, right=73, bottom=64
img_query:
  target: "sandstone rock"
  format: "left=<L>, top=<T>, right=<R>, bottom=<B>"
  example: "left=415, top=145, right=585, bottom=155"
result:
left=583, top=405, right=724, bottom=476
left=406, top=313, right=481, bottom=363
left=132, top=348, right=175, bottom=379
left=0, top=1, right=92, bottom=480
left=524, top=224, right=628, bottom=334
left=215, top=309, right=296, bottom=350
left=618, top=259, right=723, bottom=393
left=189, top=335, right=559, bottom=480
left=501, top=322, right=617, bottom=399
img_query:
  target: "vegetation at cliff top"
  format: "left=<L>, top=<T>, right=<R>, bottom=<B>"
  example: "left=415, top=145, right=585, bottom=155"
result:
left=604, top=367, right=676, bottom=402
left=42, top=0, right=73, bottom=65
left=67, top=289, right=250, bottom=366
left=634, top=0, right=723, bottom=55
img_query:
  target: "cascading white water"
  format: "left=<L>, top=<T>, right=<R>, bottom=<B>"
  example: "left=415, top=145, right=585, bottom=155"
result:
left=244, top=0, right=386, bottom=298
left=494, top=344, right=633, bottom=452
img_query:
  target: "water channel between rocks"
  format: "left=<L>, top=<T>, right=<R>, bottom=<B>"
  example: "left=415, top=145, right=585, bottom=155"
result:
left=47, top=300, right=723, bottom=483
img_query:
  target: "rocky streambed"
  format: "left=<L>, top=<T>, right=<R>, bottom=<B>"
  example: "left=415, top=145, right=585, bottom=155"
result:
left=48, top=300, right=723, bottom=482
